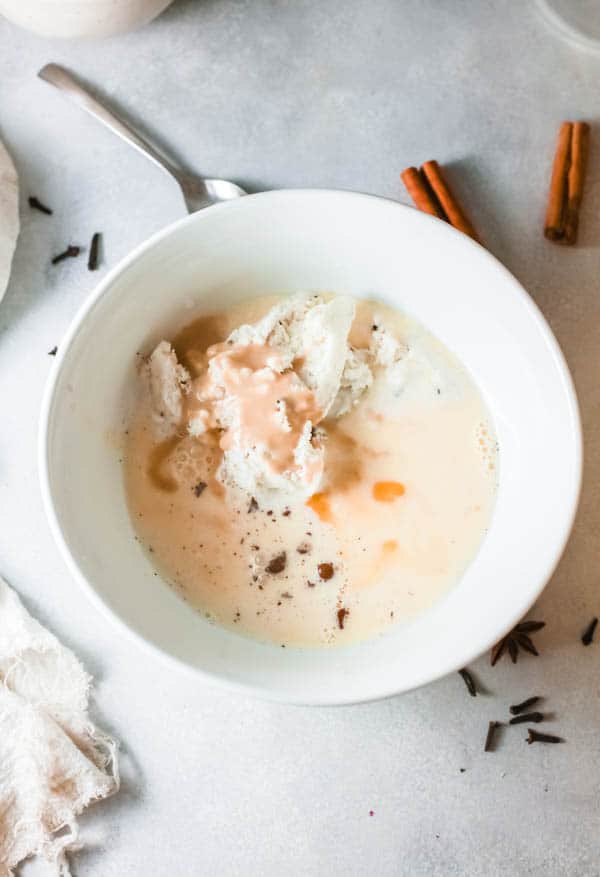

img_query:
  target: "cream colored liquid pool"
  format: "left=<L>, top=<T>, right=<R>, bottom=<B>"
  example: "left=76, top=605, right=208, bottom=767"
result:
left=124, top=296, right=497, bottom=647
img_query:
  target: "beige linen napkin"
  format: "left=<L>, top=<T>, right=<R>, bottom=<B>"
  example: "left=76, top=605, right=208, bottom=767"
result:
left=0, top=576, right=119, bottom=875
left=0, top=138, right=18, bottom=304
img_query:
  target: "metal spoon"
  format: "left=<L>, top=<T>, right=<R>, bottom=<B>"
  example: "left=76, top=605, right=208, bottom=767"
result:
left=38, top=63, right=247, bottom=213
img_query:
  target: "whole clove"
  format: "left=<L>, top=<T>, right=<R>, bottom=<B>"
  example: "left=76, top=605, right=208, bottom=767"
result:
left=509, top=696, right=541, bottom=715
left=458, top=668, right=477, bottom=697
left=527, top=729, right=563, bottom=745
left=491, top=620, right=545, bottom=666
left=581, top=617, right=598, bottom=646
left=509, top=712, right=544, bottom=725
left=88, top=232, right=101, bottom=270
left=51, top=245, right=80, bottom=265
left=484, top=721, right=501, bottom=752
left=28, top=196, right=53, bottom=215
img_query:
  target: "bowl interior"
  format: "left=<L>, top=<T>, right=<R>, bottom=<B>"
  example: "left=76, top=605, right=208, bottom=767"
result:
left=41, top=190, right=581, bottom=704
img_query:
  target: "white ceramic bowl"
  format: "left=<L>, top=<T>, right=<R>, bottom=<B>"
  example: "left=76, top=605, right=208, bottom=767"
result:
left=0, top=0, right=173, bottom=39
left=39, top=190, right=582, bottom=705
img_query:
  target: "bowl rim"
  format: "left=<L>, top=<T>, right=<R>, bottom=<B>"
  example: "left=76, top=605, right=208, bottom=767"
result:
left=38, top=187, right=583, bottom=705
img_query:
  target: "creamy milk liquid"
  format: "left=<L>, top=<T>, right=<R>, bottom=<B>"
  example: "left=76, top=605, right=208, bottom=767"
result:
left=124, top=297, right=498, bottom=647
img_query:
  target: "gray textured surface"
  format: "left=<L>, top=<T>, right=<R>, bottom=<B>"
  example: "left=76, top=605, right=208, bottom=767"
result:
left=1, top=2, right=599, bottom=875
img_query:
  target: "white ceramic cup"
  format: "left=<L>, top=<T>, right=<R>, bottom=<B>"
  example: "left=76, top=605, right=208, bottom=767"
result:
left=39, top=190, right=582, bottom=705
left=0, top=0, right=174, bottom=38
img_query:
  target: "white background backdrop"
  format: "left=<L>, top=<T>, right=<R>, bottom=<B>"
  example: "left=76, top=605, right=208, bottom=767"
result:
left=1, top=2, right=599, bottom=874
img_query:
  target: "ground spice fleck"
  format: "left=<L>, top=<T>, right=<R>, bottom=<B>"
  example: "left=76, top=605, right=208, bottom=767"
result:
left=266, top=552, right=287, bottom=574
left=248, top=497, right=258, bottom=512
left=48, top=346, right=58, bottom=356
left=318, top=562, right=334, bottom=580
left=337, top=607, right=349, bottom=629
left=193, top=481, right=207, bottom=497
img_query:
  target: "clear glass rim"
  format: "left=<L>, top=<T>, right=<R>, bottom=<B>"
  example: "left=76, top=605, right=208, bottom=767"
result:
left=536, top=0, right=600, bottom=53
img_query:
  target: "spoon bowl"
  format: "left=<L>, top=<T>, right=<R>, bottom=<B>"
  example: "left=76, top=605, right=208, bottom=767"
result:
left=176, top=173, right=247, bottom=213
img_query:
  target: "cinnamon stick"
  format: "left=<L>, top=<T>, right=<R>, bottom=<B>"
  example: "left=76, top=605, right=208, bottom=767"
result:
left=401, top=161, right=480, bottom=242
left=421, top=160, right=480, bottom=242
left=564, top=122, right=590, bottom=244
left=400, top=166, right=444, bottom=219
left=544, top=122, right=573, bottom=241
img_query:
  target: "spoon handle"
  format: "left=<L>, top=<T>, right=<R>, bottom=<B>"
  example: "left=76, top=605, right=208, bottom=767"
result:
left=38, top=63, right=182, bottom=183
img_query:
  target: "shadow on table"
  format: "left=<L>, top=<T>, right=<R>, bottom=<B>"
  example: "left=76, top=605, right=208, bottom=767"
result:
left=439, top=156, right=514, bottom=260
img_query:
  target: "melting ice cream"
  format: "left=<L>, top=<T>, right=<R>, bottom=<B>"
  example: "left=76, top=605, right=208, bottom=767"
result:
left=147, top=295, right=404, bottom=506
left=125, top=294, right=498, bottom=647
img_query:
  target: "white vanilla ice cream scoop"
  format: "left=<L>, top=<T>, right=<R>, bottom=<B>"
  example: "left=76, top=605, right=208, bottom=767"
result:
left=147, top=295, right=407, bottom=505
left=145, top=340, right=190, bottom=436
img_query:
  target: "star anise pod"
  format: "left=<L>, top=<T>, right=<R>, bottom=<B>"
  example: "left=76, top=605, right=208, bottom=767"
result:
left=490, top=620, right=545, bottom=666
